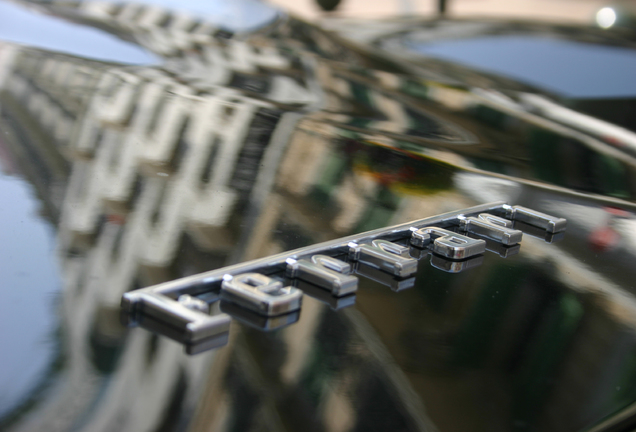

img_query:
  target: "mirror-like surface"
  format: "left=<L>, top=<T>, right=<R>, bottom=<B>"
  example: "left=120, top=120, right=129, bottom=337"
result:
left=2, top=1, right=636, bottom=431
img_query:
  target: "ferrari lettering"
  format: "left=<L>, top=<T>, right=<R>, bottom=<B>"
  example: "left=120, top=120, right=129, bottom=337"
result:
left=121, top=202, right=567, bottom=354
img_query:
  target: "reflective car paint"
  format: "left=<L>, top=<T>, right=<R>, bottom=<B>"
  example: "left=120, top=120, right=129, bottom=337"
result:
left=1, top=1, right=636, bottom=431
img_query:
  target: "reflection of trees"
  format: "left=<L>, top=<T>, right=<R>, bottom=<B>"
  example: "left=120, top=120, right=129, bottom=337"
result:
left=307, top=36, right=636, bottom=202
left=182, top=244, right=636, bottom=432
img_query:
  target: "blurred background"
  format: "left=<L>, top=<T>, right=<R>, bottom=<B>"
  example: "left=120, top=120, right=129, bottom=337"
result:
left=267, top=0, right=609, bottom=24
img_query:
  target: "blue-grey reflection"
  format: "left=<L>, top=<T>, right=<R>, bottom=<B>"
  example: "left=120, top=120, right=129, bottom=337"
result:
left=404, top=35, right=636, bottom=99
left=0, top=175, right=61, bottom=418
left=0, top=1, right=158, bottom=65
left=117, top=0, right=281, bottom=31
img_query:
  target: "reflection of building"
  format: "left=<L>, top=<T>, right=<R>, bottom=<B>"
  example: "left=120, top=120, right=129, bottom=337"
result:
left=29, top=0, right=317, bottom=105
left=62, top=68, right=279, bottom=264
left=0, top=30, right=469, bottom=430
left=0, top=45, right=79, bottom=223
left=0, top=19, right=310, bottom=428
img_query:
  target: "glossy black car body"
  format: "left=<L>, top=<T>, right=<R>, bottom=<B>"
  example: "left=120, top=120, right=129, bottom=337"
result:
left=1, top=1, right=636, bottom=431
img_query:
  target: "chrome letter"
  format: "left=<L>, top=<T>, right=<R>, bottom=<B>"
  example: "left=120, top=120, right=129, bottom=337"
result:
left=503, top=205, right=567, bottom=233
left=221, top=273, right=302, bottom=316
left=286, top=255, right=358, bottom=297
left=349, top=239, right=418, bottom=277
left=410, top=227, right=486, bottom=259
left=458, top=213, right=523, bottom=245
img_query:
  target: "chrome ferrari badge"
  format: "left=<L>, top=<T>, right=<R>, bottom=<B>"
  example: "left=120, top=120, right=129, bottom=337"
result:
left=121, top=202, right=566, bottom=354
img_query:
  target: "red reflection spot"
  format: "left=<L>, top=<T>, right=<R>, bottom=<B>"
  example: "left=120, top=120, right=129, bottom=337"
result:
left=589, top=226, right=619, bottom=253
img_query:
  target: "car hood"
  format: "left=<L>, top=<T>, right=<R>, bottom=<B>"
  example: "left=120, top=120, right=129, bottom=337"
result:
left=1, top=2, right=636, bottom=432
